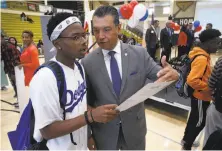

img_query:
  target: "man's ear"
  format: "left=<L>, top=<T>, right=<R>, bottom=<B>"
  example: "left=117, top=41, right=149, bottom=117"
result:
left=117, top=24, right=121, bottom=33
left=53, top=39, right=61, bottom=50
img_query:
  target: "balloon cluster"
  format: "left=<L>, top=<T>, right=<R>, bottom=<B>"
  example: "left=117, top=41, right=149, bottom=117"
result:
left=118, top=0, right=149, bottom=28
left=170, top=21, right=180, bottom=31
left=193, top=20, right=202, bottom=32
left=169, top=20, right=202, bottom=32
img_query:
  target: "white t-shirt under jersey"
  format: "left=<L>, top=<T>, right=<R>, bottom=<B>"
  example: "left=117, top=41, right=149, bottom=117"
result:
left=30, top=57, right=87, bottom=150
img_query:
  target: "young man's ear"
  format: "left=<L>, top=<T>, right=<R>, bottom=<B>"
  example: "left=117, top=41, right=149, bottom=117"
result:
left=53, top=39, right=61, bottom=50
left=117, top=24, right=121, bottom=33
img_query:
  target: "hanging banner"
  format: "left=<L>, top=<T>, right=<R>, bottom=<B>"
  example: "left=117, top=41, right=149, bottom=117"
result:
left=27, top=3, right=37, bottom=11
left=174, top=17, right=194, bottom=26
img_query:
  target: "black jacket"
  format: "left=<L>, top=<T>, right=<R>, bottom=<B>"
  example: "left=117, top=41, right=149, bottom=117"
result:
left=187, top=29, right=195, bottom=47
left=160, top=27, right=174, bottom=49
left=145, top=26, right=158, bottom=49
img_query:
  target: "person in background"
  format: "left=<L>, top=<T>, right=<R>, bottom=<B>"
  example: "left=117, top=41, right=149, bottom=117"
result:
left=177, top=25, right=188, bottom=58
left=8, top=37, right=22, bottom=52
left=203, top=57, right=222, bottom=147
left=37, top=39, right=44, bottom=55
left=187, top=22, right=195, bottom=53
left=48, top=11, right=53, bottom=15
left=20, top=12, right=26, bottom=21
left=1, top=52, right=9, bottom=91
left=26, top=16, right=34, bottom=24
left=206, top=23, right=213, bottom=30
left=126, top=37, right=136, bottom=45
left=1, top=33, right=20, bottom=105
left=44, top=10, right=49, bottom=15
left=19, top=30, right=40, bottom=86
left=145, top=20, right=160, bottom=61
left=118, top=34, right=128, bottom=43
left=181, top=29, right=221, bottom=150
left=160, top=21, right=174, bottom=62
left=168, top=15, right=173, bottom=20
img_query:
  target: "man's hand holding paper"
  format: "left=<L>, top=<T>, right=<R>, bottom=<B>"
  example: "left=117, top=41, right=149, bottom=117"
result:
left=116, top=81, right=175, bottom=112
left=116, top=56, right=179, bottom=112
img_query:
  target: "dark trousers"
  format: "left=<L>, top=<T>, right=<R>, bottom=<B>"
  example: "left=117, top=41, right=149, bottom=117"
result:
left=161, top=47, right=172, bottom=62
left=8, top=73, right=17, bottom=96
left=116, top=125, right=145, bottom=150
left=116, top=125, right=127, bottom=150
left=182, top=96, right=210, bottom=150
left=178, top=46, right=188, bottom=58
left=147, top=47, right=157, bottom=60
left=187, top=45, right=192, bottom=54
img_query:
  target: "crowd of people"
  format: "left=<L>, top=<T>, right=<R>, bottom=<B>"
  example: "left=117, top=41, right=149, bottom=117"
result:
left=1, top=5, right=222, bottom=150
left=20, top=12, right=34, bottom=23
left=1, top=30, right=41, bottom=108
left=145, top=19, right=217, bottom=63
left=144, top=17, right=222, bottom=150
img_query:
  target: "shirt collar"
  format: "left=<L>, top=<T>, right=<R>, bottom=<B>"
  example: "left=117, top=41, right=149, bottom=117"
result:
left=102, top=40, right=121, bottom=57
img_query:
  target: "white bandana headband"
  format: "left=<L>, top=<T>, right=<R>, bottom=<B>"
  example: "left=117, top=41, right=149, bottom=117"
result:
left=50, top=16, right=81, bottom=41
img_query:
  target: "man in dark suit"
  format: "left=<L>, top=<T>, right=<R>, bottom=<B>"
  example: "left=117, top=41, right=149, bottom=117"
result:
left=145, top=20, right=159, bottom=60
left=206, top=23, right=213, bottom=30
left=160, top=21, right=174, bottom=62
left=187, top=22, right=195, bottom=53
left=82, top=6, right=179, bottom=150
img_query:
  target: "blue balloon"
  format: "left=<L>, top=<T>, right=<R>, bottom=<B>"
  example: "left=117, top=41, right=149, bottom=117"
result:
left=139, top=9, right=149, bottom=21
left=194, top=20, right=200, bottom=28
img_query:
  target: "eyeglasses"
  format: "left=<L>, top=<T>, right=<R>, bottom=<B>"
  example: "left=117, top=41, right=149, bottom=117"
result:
left=59, top=32, right=90, bottom=42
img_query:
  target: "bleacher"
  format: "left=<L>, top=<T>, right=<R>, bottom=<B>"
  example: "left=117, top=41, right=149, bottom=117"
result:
left=121, top=29, right=143, bottom=44
left=1, top=12, right=42, bottom=45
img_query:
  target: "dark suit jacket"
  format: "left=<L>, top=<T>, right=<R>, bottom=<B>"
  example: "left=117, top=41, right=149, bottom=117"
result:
left=160, top=27, right=174, bottom=49
left=145, top=26, right=158, bottom=49
left=187, top=29, right=195, bottom=47
left=82, top=42, right=162, bottom=149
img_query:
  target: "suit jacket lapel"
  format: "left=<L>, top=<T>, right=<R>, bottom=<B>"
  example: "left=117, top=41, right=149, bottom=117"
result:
left=151, top=25, right=157, bottom=36
left=120, top=42, right=129, bottom=95
left=96, top=48, right=117, bottom=99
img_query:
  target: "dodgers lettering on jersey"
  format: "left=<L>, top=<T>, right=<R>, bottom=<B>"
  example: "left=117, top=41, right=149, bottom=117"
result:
left=65, top=80, right=86, bottom=112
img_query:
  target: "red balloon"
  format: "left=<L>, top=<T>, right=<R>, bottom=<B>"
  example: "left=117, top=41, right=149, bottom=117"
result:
left=195, top=25, right=202, bottom=32
left=130, top=0, right=138, bottom=9
left=120, top=4, right=133, bottom=19
left=174, top=24, right=180, bottom=31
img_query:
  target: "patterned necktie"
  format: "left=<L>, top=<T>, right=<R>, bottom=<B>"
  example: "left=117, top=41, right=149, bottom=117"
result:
left=108, top=51, right=121, bottom=96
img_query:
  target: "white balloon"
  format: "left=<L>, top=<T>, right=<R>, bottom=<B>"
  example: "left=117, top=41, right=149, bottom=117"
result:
left=133, top=3, right=147, bottom=20
left=128, top=15, right=139, bottom=28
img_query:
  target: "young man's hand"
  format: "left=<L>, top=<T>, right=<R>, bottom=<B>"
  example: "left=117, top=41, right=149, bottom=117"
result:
left=92, top=104, right=119, bottom=123
left=88, top=136, right=97, bottom=150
